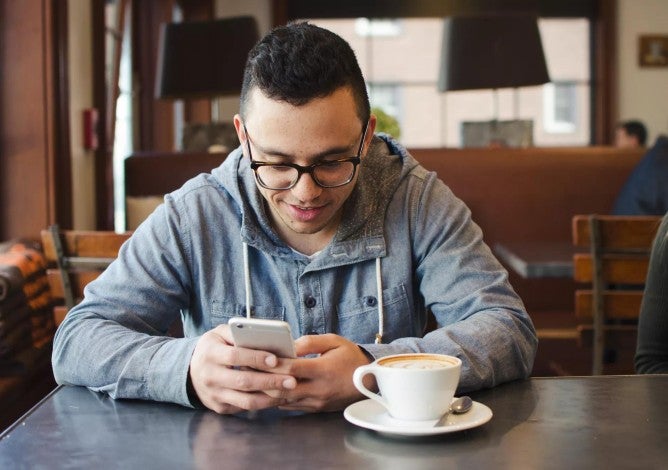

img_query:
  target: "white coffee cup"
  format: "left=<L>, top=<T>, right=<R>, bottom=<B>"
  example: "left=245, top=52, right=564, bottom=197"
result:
left=352, top=353, right=461, bottom=421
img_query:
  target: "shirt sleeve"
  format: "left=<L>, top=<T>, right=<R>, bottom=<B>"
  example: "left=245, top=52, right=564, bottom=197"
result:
left=51, top=197, right=201, bottom=407
left=362, top=171, right=538, bottom=392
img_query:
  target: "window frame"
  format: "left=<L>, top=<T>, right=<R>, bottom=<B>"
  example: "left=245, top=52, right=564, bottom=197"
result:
left=273, top=0, right=616, bottom=146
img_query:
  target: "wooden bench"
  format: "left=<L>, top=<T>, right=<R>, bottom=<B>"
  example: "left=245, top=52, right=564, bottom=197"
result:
left=410, top=146, right=644, bottom=375
left=124, top=151, right=228, bottom=230
left=118, top=146, right=646, bottom=376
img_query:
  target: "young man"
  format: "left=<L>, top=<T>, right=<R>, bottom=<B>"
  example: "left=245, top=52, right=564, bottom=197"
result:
left=612, top=134, right=668, bottom=215
left=52, top=23, right=537, bottom=414
left=615, top=120, right=647, bottom=149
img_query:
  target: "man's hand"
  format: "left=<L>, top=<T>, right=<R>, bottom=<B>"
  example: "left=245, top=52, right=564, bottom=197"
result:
left=188, top=325, right=297, bottom=414
left=270, top=334, right=372, bottom=412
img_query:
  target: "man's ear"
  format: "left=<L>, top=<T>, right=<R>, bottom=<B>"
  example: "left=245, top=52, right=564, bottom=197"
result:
left=233, top=114, right=245, bottom=146
left=367, top=114, right=377, bottom=137
left=233, top=114, right=252, bottom=159
left=362, top=115, right=378, bottom=153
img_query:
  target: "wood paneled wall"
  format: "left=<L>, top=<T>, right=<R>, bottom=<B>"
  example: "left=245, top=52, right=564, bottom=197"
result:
left=0, top=0, right=71, bottom=240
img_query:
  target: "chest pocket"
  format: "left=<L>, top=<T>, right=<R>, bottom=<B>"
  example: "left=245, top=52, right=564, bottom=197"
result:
left=210, top=301, right=286, bottom=328
left=335, top=283, right=412, bottom=343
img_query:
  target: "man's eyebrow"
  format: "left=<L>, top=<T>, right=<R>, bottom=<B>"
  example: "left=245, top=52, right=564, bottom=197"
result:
left=253, top=140, right=355, bottom=161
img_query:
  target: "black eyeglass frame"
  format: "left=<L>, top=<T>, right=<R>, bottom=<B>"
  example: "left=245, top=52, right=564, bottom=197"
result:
left=243, top=122, right=368, bottom=190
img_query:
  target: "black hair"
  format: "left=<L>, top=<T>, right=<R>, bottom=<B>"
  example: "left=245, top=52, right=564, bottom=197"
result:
left=239, top=22, right=370, bottom=124
left=618, top=120, right=648, bottom=146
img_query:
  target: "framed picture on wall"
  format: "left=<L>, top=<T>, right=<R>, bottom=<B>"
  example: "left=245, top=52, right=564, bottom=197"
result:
left=638, top=35, right=668, bottom=67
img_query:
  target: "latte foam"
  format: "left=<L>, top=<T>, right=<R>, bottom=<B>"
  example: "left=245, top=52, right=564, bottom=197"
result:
left=378, top=354, right=456, bottom=370
left=383, top=358, right=450, bottom=369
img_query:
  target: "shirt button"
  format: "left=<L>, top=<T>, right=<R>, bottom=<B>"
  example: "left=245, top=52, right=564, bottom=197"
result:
left=305, top=296, right=317, bottom=308
left=365, top=296, right=378, bottom=307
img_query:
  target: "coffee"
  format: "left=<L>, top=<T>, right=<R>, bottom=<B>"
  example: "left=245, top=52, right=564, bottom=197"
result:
left=353, top=353, right=462, bottom=421
left=383, top=358, right=449, bottom=370
left=379, top=354, right=456, bottom=370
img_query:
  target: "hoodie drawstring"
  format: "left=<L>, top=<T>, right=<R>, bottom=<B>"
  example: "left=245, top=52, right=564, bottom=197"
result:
left=375, top=257, right=384, bottom=344
left=241, top=242, right=384, bottom=343
left=243, top=242, right=252, bottom=318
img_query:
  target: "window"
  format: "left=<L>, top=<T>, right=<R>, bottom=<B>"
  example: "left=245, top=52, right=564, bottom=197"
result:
left=354, top=18, right=402, bottom=37
left=105, top=1, right=134, bottom=231
left=306, top=17, right=591, bottom=147
left=368, top=84, right=400, bottom=118
left=544, top=82, right=577, bottom=133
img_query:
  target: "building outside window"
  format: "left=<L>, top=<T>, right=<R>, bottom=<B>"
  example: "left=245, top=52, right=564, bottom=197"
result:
left=544, top=81, right=578, bottom=134
left=308, top=17, right=590, bottom=148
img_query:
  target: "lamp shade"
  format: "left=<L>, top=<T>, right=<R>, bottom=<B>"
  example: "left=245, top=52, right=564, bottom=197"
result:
left=438, top=14, right=550, bottom=92
left=155, top=16, right=259, bottom=99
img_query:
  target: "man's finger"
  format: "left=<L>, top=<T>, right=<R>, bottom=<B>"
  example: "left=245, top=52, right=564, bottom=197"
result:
left=220, top=367, right=297, bottom=392
left=294, top=333, right=340, bottom=356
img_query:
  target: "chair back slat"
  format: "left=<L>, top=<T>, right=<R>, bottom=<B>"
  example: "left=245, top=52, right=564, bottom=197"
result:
left=45, top=270, right=104, bottom=299
left=42, top=230, right=129, bottom=261
left=573, top=254, right=650, bottom=284
left=572, top=215, right=661, bottom=250
left=40, top=226, right=131, bottom=326
left=574, top=290, right=644, bottom=320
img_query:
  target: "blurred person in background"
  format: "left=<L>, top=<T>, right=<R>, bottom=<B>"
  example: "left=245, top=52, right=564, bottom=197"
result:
left=615, top=119, right=647, bottom=149
left=612, top=132, right=668, bottom=216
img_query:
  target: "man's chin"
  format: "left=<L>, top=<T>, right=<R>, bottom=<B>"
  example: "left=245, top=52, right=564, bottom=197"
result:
left=285, top=221, right=327, bottom=235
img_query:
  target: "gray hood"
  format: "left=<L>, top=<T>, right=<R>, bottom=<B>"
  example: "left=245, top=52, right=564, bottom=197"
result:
left=211, top=134, right=421, bottom=253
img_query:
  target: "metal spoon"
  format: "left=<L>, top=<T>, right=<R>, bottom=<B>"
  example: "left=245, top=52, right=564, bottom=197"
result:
left=451, top=396, right=473, bottom=414
left=434, top=396, right=473, bottom=427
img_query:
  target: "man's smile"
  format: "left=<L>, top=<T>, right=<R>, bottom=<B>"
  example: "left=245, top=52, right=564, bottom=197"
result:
left=284, top=202, right=327, bottom=222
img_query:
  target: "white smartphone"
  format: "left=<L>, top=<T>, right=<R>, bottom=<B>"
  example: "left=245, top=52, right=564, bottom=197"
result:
left=228, top=317, right=296, bottom=358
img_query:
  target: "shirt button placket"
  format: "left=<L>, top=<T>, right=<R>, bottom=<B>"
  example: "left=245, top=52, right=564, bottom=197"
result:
left=305, top=296, right=317, bottom=308
left=298, top=269, right=323, bottom=336
left=304, top=296, right=318, bottom=334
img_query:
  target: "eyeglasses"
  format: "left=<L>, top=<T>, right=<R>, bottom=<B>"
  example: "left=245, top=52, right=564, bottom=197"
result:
left=243, top=123, right=368, bottom=190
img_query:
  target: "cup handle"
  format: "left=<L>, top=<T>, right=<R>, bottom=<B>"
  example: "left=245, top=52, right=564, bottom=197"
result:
left=353, top=365, right=388, bottom=409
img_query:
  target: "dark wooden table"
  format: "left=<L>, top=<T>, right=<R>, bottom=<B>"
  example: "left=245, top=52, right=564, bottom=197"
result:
left=494, top=242, right=576, bottom=279
left=1, top=375, right=667, bottom=469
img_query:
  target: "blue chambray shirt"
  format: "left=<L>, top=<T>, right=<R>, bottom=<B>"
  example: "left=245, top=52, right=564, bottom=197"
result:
left=52, top=135, right=537, bottom=407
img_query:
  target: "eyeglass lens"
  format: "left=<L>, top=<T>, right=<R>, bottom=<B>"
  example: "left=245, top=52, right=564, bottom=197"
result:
left=255, top=161, right=356, bottom=189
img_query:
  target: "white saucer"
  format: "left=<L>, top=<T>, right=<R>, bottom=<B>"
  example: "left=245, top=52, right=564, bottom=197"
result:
left=343, top=398, right=492, bottom=437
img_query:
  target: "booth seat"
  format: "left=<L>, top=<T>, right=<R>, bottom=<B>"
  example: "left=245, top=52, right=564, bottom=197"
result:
left=124, top=151, right=228, bottom=230
left=124, top=146, right=644, bottom=375
left=410, top=146, right=643, bottom=375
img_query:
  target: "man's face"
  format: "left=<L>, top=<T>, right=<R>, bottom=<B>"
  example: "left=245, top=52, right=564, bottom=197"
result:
left=615, top=128, right=639, bottom=149
left=234, top=87, right=375, bottom=250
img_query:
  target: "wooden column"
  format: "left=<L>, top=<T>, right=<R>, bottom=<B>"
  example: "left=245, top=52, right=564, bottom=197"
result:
left=0, top=0, right=71, bottom=239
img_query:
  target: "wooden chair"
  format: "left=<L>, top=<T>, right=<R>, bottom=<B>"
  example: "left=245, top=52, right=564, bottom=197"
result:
left=572, top=215, right=662, bottom=375
left=40, top=225, right=131, bottom=326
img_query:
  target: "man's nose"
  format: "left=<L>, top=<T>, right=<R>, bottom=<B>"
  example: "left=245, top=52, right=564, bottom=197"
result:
left=289, top=172, right=322, bottom=201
